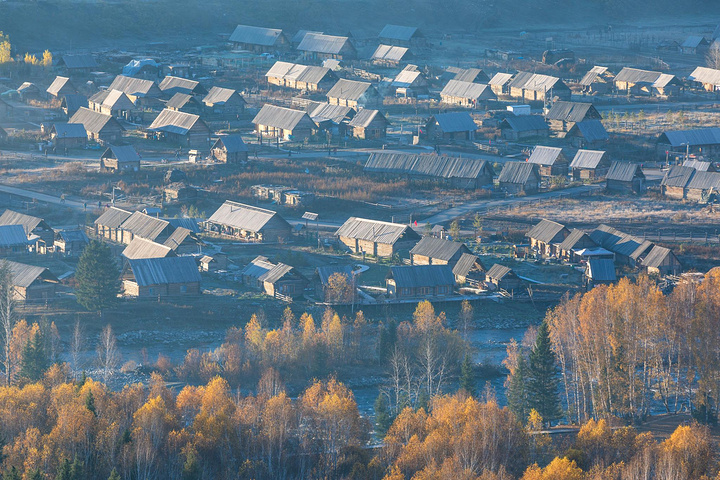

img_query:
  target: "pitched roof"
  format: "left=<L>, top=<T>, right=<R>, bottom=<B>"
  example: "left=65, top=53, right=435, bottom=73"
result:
left=230, top=25, right=285, bottom=46
left=60, top=54, right=97, bottom=69
left=121, top=211, right=170, bottom=241
left=486, top=264, right=515, bottom=281
left=681, top=35, right=708, bottom=48
left=241, top=255, right=274, bottom=279
left=148, top=109, right=207, bottom=135
left=207, top=200, right=289, bottom=232
left=509, top=72, right=565, bottom=92
left=327, top=79, right=373, bottom=101
left=661, top=165, right=696, bottom=187
left=500, top=115, right=549, bottom=132
left=453, top=68, right=489, bottom=83
left=5, top=260, right=57, bottom=288
left=689, top=66, right=720, bottom=87
left=252, top=104, right=315, bottom=131
left=89, top=90, right=135, bottom=111
left=559, top=229, right=597, bottom=251
left=258, top=262, right=295, bottom=284
left=411, top=237, right=467, bottom=261
left=61, top=94, right=88, bottom=113
left=365, top=152, right=493, bottom=180
left=372, top=44, right=410, bottom=62
left=46, top=76, right=76, bottom=96
left=0, top=225, right=30, bottom=247
left=589, top=224, right=653, bottom=259
left=642, top=246, right=676, bottom=269
left=615, top=67, right=677, bottom=87
left=310, top=103, right=355, bottom=124
left=586, top=258, right=616, bottom=282
left=336, top=217, right=419, bottom=244
left=570, top=149, right=607, bottom=169
left=569, top=120, right=609, bottom=142
left=316, top=264, right=354, bottom=285
left=488, top=72, right=513, bottom=86
left=441, top=80, right=495, bottom=100
left=683, top=159, right=714, bottom=171
left=430, top=112, right=477, bottom=133
left=212, top=135, right=248, bottom=153
left=51, top=123, right=87, bottom=139
left=163, top=227, right=195, bottom=249
left=202, top=86, right=244, bottom=106
left=379, top=24, right=419, bottom=41
left=94, top=207, right=132, bottom=228
left=546, top=101, right=599, bottom=122
left=388, top=265, right=455, bottom=288
left=579, top=66, right=611, bottom=86
left=527, top=219, right=568, bottom=243
left=348, top=109, right=385, bottom=128
left=159, top=76, right=205, bottom=95
left=126, top=256, right=201, bottom=286
left=298, top=33, right=352, bottom=54
left=527, top=146, right=564, bottom=166
left=391, top=69, right=425, bottom=88
left=122, top=237, right=175, bottom=259
left=0, top=210, right=44, bottom=235
left=108, top=75, right=160, bottom=97
left=497, top=161, right=539, bottom=184
left=292, top=30, right=323, bottom=44
left=686, top=171, right=720, bottom=190
left=69, top=107, right=123, bottom=134
left=658, top=127, right=720, bottom=147
left=55, top=229, right=88, bottom=244
left=452, top=253, right=485, bottom=277
left=164, top=217, right=200, bottom=233
left=101, top=145, right=140, bottom=165
left=606, top=161, right=644, bottom=182
left=166, top=93, right=198, bottom=110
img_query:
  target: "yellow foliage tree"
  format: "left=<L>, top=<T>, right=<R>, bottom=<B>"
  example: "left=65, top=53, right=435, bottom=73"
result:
left=42, top=50, right=52, bottom=67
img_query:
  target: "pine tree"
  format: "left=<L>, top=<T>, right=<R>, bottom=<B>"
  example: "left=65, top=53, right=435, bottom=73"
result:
left=107, top=469, right=121, bottom=480
left=55, top=459, right=71, bottom=480
left=527, top=321, right=561, bottom=426
left=85, top=389, right=96, bottom=416
left=181, top=451, right=201, bottom=480
left=459, top=354, right=476, bottom=397
left=75, top=240, right=121, bottom=314
left=19, top=331, right=48, bottom=381
left=374, top=393, right=392, bottom=435
left=507, top=353, right=530, bottom=423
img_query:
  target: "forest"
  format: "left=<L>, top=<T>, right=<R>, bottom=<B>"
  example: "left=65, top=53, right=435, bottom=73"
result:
left=2, top=265, right=720, bottom=478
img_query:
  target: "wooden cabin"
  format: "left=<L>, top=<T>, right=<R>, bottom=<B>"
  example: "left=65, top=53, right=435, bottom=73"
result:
left=606, top=162, right=645, bottom=194
left=88, top=90, right=136, bottom=119
left=424, top=112, right=477, bottom=141
left=0, top=209, right=54, bottom=249
left=578, top=66, right=614, bottom=94
left=485, top=264, right=524, bottom=292
left=508, top=72, right=571, bottom=102
left=497, top=162, right=541, bottom=194
left=410, top=237, right=471, bottom=266
left=347, top=109, right=387, bottom=139
left=211, top=135, right=249, bottom=164
left=336, top=217, right=420, bottom=258
left=100, top=145, right=141, bottom=173
left=53, top=229, right=89, bottom=256
left=499, top=115, right=550, bottom=141
left=265, top=62, right=337, bottom=91
left=298, top=33, right=356, bottom=60
left=6, top=261, right=58, bottom=301
left=204, top=201, right=292, bottom=243
left=386, top=265, right=455, bottom=299
left=327, top=79, right=379, bottom=109
left=614, top=68, right=681, bottom=97
left=94, top=207, right=133, bottom=242
left=585, top=258, right=617, bottom=288
left=440, top=80, right=496, bottom=107
left=558, top=229, right=599, bottom=263
left=452, top=253, right=486, bottom=286
left=526, top=219, right=570, bottom=257
left=252, top=104, right=317, bottom=141
left=202, top=87, right=246, bottom=115
left=642, top=246, right=682, bottom=276
left=69, top=108, right=125, bottom=145
left=49, top=123, right=88, bottom=149
left=148, top=109, right=211, bottom=148
left=229, top=25, right=290, bottom=53
left=123, top=257, right=201, bottom=297
left=241, top=256, right=308, bottom=299
left=46, top=76, right=77, bottom=98
left=378, top=24, right=426, bottom=48
left=569, top=149, right=610, bottom=180
left=527, top=146, right=569, bottom=177
left=0, top=225, right=30, bottom=256
left=545, top=101, right=601, bottom=134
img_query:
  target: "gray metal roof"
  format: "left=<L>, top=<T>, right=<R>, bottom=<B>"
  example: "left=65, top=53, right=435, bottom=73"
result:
left=391, top=69, right=425, bottom=88
left=51, top=123, right=87, bottom=139
left=122, top=237, right=174, bottom=259
left=202, top=86, right=245, bottom=106
left=410, top=237, right=467, bottom=261
left=681, top=36, right=707, bottom=48
left=127, top=256, right=201, bottom=286
left=121, top=212, right=171, bottom=241
left=586, top=258, right=616, bottom=282
left=327, top=79, right=373, bottom=101
left=509, top=72, right=566, bottom=92
left=336, top=217, right=419, bottom=244
left=0, top=225, right=30, bottom=247
left=258, top=262, right=295, bottom=284
left=56, top=229, right=88, bottom=244
left=579, top=66, right=611, bottom=86
left=69, top=107, right=123, bottom=134
left=148, top=109, right=207, bottom=136
left=546, top=101, right=599, bottom=122
left=527, top=146, right=564, bottom=166
left=298, top=33, right=352, bottom=54
left=365, top=152, right=493, bottom=180
left=207, top=200, right=289, bottom=232
left=108, top=75, right=161, bottom=97
left=658, top=127, right=720, bottom=147
left=372, top=45, right=410, bottom=62
left=569, top=120, right=609, bottom=142
left=526, top=219, right=568, bottom=243
left=486, top=264, right=515, bottom=281
left=163, top=227, right=194, bottom=249
left=661, top=165, right=696, bottom=187
left=166, top=93, right=199, bottom=110
left=589, top=224, right=653, bottom=259
left=347, top=109, right=385, bottom=128
left=0, top=210, right=44, bottom=235
left=266, top=61, right=333, bottom=85
left=430, top=112, right=477, bottom=133
left=606, top=161, right=644, bottom=182
left=388, top=264, right=455, bottom=288
left=683, top=160, right=714, bottom=171
left=558, top=229, right=596, bottom=252
left=316, top=264, right=353, bottom=285
left=94, top=207, right=132, bottom=228
left=615, top=67, right=677, bottom=88
left=252, top=104, right=316, bottom=131
left=241, top=255, right=273, bottom=279
left=89, top=89, right=135, bottom=110
left=60, top=54, right=97, bottom=69
left=61, top=94, right=88, bottom=113
left=5, top=260, right=57, bottom=288
left=230, top=25, right=285, bottom=46
left=212, top=135, right=248, bottom=153
left=488, top=72, right=513, bottom=86
left=292, top=30, right=323, bottom=44
left=47, top=76, right=76, bottom=96
left=453, top=68, right=489, bottom=83
left=689, top=66, right=720, bottom=87
left=452, top=253, right=484, bottom=277
left=686, top=171, right=720, bottom=190
left=641, top=246, right=675, bottom=269
left=101, top=145, right=140, bottom=165
left=440, top=80, right=495, bottom=101
left=310, top=103, right=355, bottom=124
left=497, top=161, right=539, bottom=184
left=500, top=115, right=549, bottom=132
left=378, top=24, right=419, bottom=41
left=570, top=149, right=607, bottom=169
left=159, top=76, right=206, bottom=95
left=165, top=218, right=201, bottom=233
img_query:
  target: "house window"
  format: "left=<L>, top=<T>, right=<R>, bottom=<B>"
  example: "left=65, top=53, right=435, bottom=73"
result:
left=437, top=286, right=448, bottom=294
left=418, top=287, right=432, bottom=295
left=401, top=288, right=411, bottom=296
left=148, top=287, right=154, bottom=295
left=180, top=285, right=187, bottom=293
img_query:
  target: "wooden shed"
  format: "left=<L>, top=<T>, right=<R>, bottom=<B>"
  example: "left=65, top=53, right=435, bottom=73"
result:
left=569, top=149, right=610, bottom=180
left=202, top=87, right=246, bottom=115
left=606, top=162, right=645, bottom=194
left=211, top=135, right=249, bottom=164
left=558, top=229, right=598, bottom=262
left=100, top=145, right=141, bottom=173
left=6, top=261, right=58, bottom=301
left=424, top=112, right=477, bottom=141
left=386, top=265, right=455, bottom=299
left=327, top=79, right=379, bottom=109
left=497, top=162, right=541, bottom=195
left=485, top=264, right=524, bottom=292
left=49, top=123, right=88, bottom=149
left=347, top=109, right=387, bottom=139
left=123, top=256, right=201, bottom=297
left=69, top=108, right=125, bottom=145
left=452, top=253, right=486, bottom=287
left=527, top=146, right=569, bottom=177
left=46, top=76, right=78, bottom=98
left=53, top=229, right=89, bottom=256
left=241, top=255, right=308, bottom=299
left=410, top=237, right=471, bottom=266
left=499, top=115, right=550, bottom=141
left=252, top=104, right=317, bottom=141
left=641, top=246, right=682, bottom=276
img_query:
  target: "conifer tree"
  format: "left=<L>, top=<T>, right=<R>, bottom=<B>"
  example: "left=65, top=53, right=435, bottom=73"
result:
left=459, top=353, right=476, bottom=397
left=527, top=321, right=561, bottom=426
left=75, top=240, right=121, bottom=314
left=19, top=330, right=48, bottom=381
left=507, top=353, right=530, bottom=422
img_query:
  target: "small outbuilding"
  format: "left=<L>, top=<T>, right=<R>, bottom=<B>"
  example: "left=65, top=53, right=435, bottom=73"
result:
left=606, top=162, right=645, bottom=194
